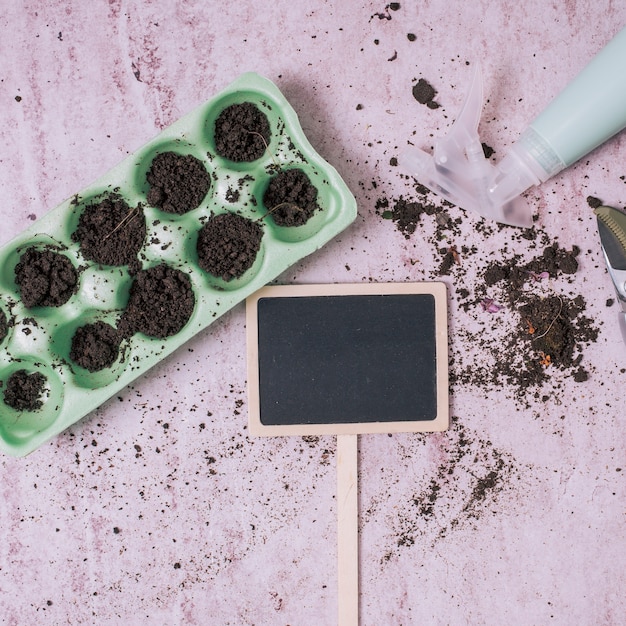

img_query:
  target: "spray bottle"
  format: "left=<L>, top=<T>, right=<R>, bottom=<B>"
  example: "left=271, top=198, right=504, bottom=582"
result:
left=402, top=26, right=626, bottom=227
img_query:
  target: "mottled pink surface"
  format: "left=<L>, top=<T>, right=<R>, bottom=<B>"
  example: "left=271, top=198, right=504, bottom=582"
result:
left=1, top=2, right=626, bottom=624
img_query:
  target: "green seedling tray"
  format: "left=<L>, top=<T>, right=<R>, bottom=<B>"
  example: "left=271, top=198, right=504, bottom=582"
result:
left=0, top=73, right=357, bottom=456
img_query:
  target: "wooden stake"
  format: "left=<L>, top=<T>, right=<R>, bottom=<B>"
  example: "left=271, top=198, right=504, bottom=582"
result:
left=337, top=433, right=359, bottom=626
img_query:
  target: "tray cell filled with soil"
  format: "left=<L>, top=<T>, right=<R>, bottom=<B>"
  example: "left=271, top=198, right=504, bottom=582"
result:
left=51, top=311, right=128, bottom=388
left=118, top=263, right=196, bottom=340
left=195, top=212, right=265, bottom=289
left=257, top=166, right=336, bottom=243
left=0, top=72, right=356, bottom=456
left=207, top=96, right=275, bottom=167
left=0, top=358, right=64, bottom=445
left=133, top=142, right=213, bottom=217
left=146, top=151, right=211, bottom=215
left=11, top=243, right=79, bottom=310
left=72, top=193, right=146, bottom=270
left=0, top=304, right=10, bottom=347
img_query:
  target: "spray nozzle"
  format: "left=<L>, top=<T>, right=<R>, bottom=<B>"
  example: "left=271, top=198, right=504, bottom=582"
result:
left=402, top=65, right=536, bottom=228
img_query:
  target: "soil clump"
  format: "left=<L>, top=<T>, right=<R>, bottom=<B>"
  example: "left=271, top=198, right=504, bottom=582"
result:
left=70, top=321, right=121, bottom=372
left=412, top=78, right=440, bottom=109
left=476, top=246, right=597, bottom=390
left=263, top=168, right=320, bottom=227
left=0, top=309, right=8, bottom=344
left=214, top=102, right=271, bottom=162
left=197, top=213, right=263, bottom=281
left=146, top=151, right=211, bottom=215
left=73, top=195, right=146, bottom=269
left=3, top=369, right=46, bottom=411
left=14, top=247, right=78, bottom=308
left=119, top=264, right=195, bottom=339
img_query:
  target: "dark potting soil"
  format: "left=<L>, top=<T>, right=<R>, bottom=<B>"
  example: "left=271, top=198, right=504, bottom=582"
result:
left=72, top=195, right=146, bottom=268
left=70, top=321, right=121, bottom=372
left=196, top=213, right=263, bottom=281
left=478, top=246, right=597, bottom=386
left=3, top=369, right=46, bottom=411
left=263, top=168, right=320, bottom=227
left=14, top=247, right=78, bottom=308
left=479, top=249, right=596, bottom=390
left=484, top=244, right=579, bottom=292
left=377, top=179, right=599, bottom=401
left=412, top=78, right=440, bottom=109
left=146, top=151, right=211, bottom=215
left=118, top=264, right=195, bottom=339
left=0, top=309, right=8, bottom=344
left=378, top=186, right=459, bottom=242
left=213, top=102, right=271, bottom=162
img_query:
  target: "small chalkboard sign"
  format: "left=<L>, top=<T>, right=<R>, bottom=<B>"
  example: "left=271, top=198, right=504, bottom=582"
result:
left=246, top=282, right=448, bottom=436
left=246, top=281, right=448, bottom=625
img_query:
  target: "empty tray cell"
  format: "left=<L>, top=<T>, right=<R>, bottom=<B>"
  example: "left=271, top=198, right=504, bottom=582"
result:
left=140, top=210, right=196, bottom=266
left=72, top=193, right=146, bottom=271
left=211, top=171, right=258, bottom=209
left=0, top=358, right=64, bottom=449
left=76, top=265, right=132, bottom=311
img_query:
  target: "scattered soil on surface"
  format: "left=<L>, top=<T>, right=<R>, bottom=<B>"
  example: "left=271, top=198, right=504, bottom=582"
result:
left=14, top=247, right=78, bottom=308
left=197, top=213, right=263, bottom=281
left=3, top=369, right=46, bottom=411
left=471, top=245, right=598, bottom=392
left=0, top=309, right=8, bottom=344
left=483, top=243, right=580, bottom=291
left=377, top=178, right=599, bottom=403
left=412, top=78, right=440, bottom=109
left=377, top=81, right=600, bottom=404
left=146, top=151, right=211, bottom=215
left=119, top=264, right=195, bottom=339
left=377, top=184, right=460, bottom=242
left=586, top=195, right=603, bottom=209
left=214, top=102, right=271, bottom=162
left=70, top=321, right=122, bottom=372
left=263, top=168, right=320, bottom=227
left=73, top=195, right=146, bottom=269
left=380, top=416, right=520, bottom=557
left=371, top=2, right=401, bottom=21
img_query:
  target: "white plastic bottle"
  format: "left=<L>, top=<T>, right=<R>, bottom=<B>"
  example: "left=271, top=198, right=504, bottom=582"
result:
left=498, top=26, right=626, bottom=208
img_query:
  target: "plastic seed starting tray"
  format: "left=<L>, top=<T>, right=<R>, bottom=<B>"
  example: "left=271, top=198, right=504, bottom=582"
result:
left=0, top=73, right=357, bottom=457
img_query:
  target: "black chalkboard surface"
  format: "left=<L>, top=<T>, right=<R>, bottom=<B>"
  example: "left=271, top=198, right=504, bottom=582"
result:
left=246, top=283, right=448, bottom=436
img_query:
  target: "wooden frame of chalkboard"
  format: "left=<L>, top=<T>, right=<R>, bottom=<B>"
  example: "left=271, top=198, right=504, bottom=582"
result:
left=246, top=282, right=448, bottom=436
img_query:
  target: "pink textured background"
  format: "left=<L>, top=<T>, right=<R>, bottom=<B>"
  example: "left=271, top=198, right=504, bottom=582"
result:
left=1, top=2, right=625, bottom=624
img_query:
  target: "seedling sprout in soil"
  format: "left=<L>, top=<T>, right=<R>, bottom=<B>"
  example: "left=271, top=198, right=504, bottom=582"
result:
left=245, top=129, right=280, bottom=168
